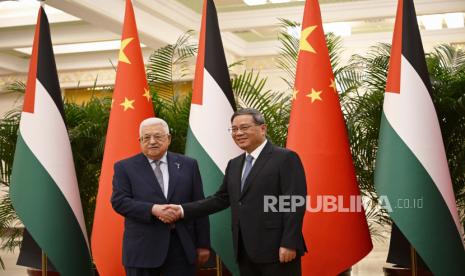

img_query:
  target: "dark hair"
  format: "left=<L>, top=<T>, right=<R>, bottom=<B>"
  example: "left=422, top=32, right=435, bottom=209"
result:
left=230, top=108, right=266, bottom=125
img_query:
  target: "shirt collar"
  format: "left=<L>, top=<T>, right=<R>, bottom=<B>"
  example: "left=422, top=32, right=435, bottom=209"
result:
left=247, top=139, right=267, bottom=160
left=146, top=151, right=168, bottom=164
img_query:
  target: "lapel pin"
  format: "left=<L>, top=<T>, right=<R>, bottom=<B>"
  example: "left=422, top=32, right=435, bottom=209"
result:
left=174, top=162, right=180, bottom=169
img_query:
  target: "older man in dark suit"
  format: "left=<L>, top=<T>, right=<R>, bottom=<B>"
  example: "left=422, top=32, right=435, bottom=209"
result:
left=165, top=108, right=307, bottom=276
left=111, top=117, right=210, bottom=276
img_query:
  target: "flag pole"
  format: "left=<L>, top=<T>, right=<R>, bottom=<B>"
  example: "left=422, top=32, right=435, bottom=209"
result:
left=410, top=246, right=417, bottom=276
left=216, top=255, right=222, bottom=276
left=41, top=251, right=47, bottom=276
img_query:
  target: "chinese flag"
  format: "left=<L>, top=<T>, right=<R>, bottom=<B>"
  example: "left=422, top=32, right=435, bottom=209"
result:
left=286, top=0, right=372, bottom=275
left=91, top=0, right=154, bottom=275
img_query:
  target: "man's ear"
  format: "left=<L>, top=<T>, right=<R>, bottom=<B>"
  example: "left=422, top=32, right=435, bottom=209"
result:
left=261, top=124, right=268, bottom=132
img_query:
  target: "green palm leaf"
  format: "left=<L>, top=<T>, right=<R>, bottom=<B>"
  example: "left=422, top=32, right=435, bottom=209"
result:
left=146, top=31, right=197, bottom=101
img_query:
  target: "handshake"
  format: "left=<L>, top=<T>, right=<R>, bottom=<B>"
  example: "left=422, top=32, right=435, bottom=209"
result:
left=151, top=204, right=183, bottom=223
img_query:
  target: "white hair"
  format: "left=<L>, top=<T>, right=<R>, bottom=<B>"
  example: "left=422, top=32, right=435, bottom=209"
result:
left=139, top=117, right=170, bottom=137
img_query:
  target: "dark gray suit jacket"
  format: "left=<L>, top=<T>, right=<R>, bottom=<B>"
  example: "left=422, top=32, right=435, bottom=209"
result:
left=182, top=142, right=307, bottom=263
left=111, top=152, right=210, bottom=268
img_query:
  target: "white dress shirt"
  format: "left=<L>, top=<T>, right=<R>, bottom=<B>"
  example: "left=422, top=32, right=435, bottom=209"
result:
left=241, top=139, right=267, bottom=178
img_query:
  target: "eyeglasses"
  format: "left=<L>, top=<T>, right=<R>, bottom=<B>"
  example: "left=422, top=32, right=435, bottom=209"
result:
left=140, top=134, right=169, bottom=143
left=227, top=124, right=259, bottom=134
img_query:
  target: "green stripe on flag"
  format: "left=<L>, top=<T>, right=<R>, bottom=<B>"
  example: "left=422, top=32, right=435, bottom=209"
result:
left=375, top=113, right=465, bottom=275
left=185, top=127, right=240, bottom=275
left=10, top=134, right=93, bottom=276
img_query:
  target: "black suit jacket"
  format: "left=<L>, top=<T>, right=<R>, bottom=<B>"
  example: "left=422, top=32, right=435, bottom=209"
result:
left=111, top=152, right=210, bottom=268
left=182, top=142, right=307, bottom=263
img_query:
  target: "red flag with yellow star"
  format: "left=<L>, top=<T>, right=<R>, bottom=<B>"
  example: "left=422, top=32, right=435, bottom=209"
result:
left=286, top=0, right=372, bottom=274
left=91, top=0, right=154, bottom=275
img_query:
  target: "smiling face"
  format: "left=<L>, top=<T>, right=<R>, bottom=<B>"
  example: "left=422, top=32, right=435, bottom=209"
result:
left=231, top=114, right=267, bottom=153
left=140, top=123, right=171, bottom=160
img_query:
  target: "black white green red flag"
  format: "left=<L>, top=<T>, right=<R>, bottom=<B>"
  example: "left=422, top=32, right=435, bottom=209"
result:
left=10, top=7, right=93, bottom=276
left=375, top=0, right=465, bottom=274
left=185, top=0, right=241, bottom=274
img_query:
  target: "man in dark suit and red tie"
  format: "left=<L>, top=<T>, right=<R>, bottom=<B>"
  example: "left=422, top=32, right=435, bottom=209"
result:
left=111, top=117, right=210, bottom=276
left=164, top=108, right=307, bottom=276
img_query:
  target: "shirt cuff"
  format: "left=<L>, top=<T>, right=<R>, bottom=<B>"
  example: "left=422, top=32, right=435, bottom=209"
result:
left=178, top=204, right=184, bottom=218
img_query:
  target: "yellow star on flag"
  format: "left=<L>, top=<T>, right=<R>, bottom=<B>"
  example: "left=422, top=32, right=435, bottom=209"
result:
left=292, top=89, right=299, bottom=100
left=306, top=88, right=322, bottom=103
left=329, top=79, right=337, bottom=92
left=143, top=88, right=151, bottom=101
left=119, top=37, right=134, bottom=64
left=120, top=97, right=135, bottom=111
left=299, top=25, right=317, bottom=54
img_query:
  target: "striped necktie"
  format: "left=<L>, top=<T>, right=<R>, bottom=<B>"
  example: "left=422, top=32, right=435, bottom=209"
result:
left=153, top=160, right=164, bottom=195
left=241, top=155, right=254, bottom=192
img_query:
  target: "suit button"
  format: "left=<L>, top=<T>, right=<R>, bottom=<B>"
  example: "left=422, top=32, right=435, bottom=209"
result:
left=238, top=201, right=242, bottom=206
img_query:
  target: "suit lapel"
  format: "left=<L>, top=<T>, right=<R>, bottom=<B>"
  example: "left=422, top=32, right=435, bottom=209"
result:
left=134, top=153, right=167, bottom=202
left=233, top=154, right=246, bottom=199
left=167, top=152, right=179, bottom=201
left=240, top=142, right=273, bottom=198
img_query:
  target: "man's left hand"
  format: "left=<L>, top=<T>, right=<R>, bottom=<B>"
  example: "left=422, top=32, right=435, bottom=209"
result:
left=279, top=247, right=296, bottom=263
left=197, top=248, right=210, bottom=265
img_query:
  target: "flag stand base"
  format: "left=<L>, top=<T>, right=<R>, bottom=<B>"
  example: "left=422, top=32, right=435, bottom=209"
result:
left=26, top=269, right=59, bottom=276
left=383, top=265, right=433, bottom=276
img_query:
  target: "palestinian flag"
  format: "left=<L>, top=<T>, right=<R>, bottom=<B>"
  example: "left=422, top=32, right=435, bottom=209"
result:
left=375, top=0, right=465, bottom=275
left=184, top=0, right=241, bottom=274
left=10, top=7, right=93, bottom=276
left=286, top=0, right=372, bottom=274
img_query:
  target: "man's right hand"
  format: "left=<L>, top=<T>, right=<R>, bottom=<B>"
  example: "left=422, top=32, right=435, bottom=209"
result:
left=152, top=204, right=182, bottom=223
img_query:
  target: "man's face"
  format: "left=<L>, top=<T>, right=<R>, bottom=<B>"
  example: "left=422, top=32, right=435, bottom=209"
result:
left=140, top=124, right=171, bottom=160
left=231, top=114, right=266, bottom=153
